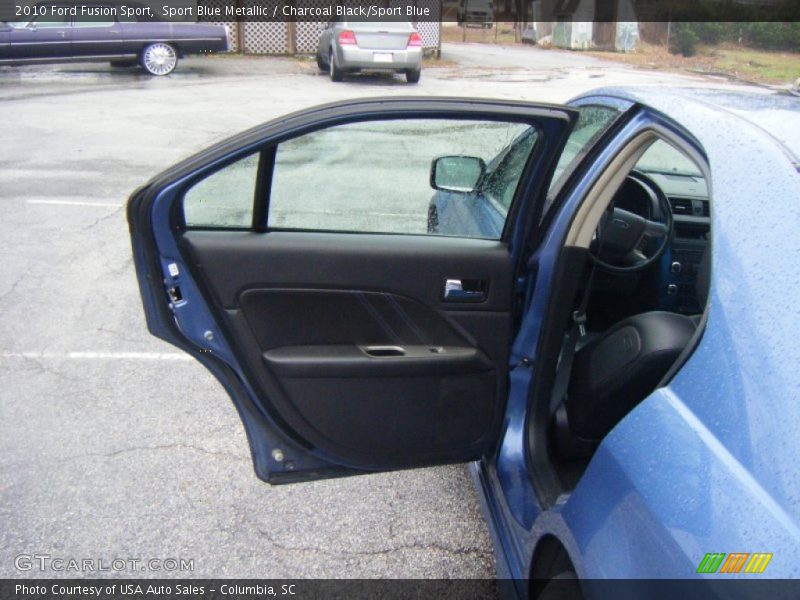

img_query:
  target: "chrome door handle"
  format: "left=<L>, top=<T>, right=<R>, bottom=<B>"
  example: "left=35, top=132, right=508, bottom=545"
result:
left=443, top=278, right=487, bottom=302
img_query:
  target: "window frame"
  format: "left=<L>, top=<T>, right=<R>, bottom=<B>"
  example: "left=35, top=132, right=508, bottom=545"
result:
left=28, top=11, right=71, bottom=27
left=176, top=109, right=566, bottom=244
left=179, top=149, right=267, bottom=232
left=260, top=116, right=544, bottom=240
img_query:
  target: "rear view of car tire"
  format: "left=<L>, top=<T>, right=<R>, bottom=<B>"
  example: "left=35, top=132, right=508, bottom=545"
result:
left=329, top=49, right=344, bottom=82
left=316, top=53, right=327, bottom=72
left=140, top=43, right=178, bottom=76
left=406, top=68, right=421, bottom=84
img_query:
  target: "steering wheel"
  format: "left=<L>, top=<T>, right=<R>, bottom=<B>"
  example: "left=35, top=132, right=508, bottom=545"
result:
left=590, top=171, right=673, bottom=274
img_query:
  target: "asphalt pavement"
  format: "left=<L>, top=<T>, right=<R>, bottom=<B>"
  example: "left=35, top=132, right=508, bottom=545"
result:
left=0, top=43, right=754, bottom=579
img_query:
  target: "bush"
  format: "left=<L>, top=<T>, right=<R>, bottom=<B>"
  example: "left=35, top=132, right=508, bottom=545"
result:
left=741, top=23, right=800, bottom=51
left=669, top=22, right=800, bottom=56
left=671, top=24, right=700, bottom=57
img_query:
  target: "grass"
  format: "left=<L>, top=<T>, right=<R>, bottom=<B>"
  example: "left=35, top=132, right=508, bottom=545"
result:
left=441, top=22, right=521, bottom=45
left=710, top=45, right=799, bottom=83
left=587, top=42, right=800, bottom=86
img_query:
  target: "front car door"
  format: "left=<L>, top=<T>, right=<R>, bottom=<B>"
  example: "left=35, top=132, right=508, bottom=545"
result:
left=128, top=98, right=577, bottom=483
left=4, top=10, right=71, bottom=60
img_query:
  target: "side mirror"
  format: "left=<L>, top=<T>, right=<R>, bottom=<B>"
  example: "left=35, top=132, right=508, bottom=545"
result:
left=26, top=23, right=37, bottom=31
left=430, top=155, right=486, bottom=193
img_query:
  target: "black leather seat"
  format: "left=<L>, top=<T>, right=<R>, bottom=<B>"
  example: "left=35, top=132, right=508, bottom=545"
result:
left=564, top=248, right=710, bottom=441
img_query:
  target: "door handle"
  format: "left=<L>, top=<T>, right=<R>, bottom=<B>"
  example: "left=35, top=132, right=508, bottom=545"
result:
left=362, top=345, right=406, bottom=357
left=443, top=278, right=487, bottom=302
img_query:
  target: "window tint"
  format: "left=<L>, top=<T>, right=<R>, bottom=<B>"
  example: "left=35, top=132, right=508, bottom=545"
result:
left=183, top=153, right=259, bottom=228
left=31, top=15, right=69, bottom=27
left=546, top=105, right=619, bottom=209
left=483, top=130, right=536, bottom=211
left=636, top=139, right=702, bottom=177
left=345, top=21, right=411, bottom=31
left=268, top=119, right=537, bottom=239
left=73, top=20, right=115, bottom=27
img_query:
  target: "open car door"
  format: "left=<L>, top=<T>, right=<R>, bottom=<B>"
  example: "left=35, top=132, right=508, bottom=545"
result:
left=127, top=98, right=577, bottom=483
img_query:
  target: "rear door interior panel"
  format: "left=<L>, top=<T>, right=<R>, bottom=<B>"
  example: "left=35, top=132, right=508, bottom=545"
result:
left=129, top=99, right=577, bottom=480
left=182, top=231, right=511, bottom=468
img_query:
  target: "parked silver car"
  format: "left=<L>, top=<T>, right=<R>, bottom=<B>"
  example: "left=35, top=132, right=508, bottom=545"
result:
left=457, top=0, right=494, bottom=27
left=316, top=20, right=422, bottom=84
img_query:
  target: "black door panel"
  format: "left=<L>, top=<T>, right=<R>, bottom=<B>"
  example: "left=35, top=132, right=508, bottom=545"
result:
left=181, top=231, right=511, bottom=469
left=263, top=343, right=490, bottom=378
left=280, top=372, right=496, bottom=458
left=239, top=290, right=474, bottom=351
left=181, top=231, right=513, bottom=311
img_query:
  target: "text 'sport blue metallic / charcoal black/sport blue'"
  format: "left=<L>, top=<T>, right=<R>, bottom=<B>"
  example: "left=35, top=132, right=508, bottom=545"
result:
left=127, top=88, right=800, bottom=596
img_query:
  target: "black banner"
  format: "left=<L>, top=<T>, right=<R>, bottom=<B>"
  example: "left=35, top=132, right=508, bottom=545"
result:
left=2, top=0, right=800, bottom=23
left=6, top=579, right=800, bottom=600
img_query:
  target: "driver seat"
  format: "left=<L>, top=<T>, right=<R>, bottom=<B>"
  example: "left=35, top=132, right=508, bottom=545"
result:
left=563, top=247, right=710, bottom=441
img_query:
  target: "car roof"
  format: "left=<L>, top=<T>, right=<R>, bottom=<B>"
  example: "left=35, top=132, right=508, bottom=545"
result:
left=578, top=87, right=800, bottom=168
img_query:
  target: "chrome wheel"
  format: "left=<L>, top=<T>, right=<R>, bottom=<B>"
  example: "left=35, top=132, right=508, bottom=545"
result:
left=141, top=43, right=177, bottom=76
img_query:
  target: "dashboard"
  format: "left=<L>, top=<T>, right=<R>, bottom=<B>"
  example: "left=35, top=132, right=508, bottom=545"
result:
left=610, top=170, right=710, bottom=315
left=647, top=171, right=710, bottom=315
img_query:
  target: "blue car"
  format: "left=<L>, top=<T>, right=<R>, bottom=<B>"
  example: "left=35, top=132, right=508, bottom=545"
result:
left=128, top=89, right=800, bottom=594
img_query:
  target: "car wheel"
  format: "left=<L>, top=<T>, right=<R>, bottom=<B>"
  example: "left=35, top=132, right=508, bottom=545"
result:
left=316, top=53, right=327, bottom=72
left=427, top=205, right=439, bottom=234
left=329, top=49, right=344, bottom=82
left=140, top=43, right=178, bottom=76
left=406, top=68, right=421, bottom=84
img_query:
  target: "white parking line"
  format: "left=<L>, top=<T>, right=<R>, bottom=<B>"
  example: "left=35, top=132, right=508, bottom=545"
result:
left=0, top=351, right=192, bottom=361
left=26, top=199, right=122, bottom=208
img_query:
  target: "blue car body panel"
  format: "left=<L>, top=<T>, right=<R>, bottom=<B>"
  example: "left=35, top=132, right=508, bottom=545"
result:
left=434, top=189, right=506, bottom=239
left=474, top=88, right=800, bottom=590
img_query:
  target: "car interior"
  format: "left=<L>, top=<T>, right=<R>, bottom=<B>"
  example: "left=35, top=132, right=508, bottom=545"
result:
left=539, top=130, right=711, bottom=492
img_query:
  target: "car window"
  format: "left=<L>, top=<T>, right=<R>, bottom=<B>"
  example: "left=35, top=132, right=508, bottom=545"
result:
left=636, top=139, right=702, bottom=177
left=544, top=105, right=620, bottom=212
left=182, top=153, right=259, bottom=228
left=483, top=130, right=537, bottom=211
left=73, top=20, right=115, bottom=27
left=345, top=21, right=411, bottom=31
left=267, top=119, right=538, bottom=239
left=30, top=14, right=69, bottom=27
